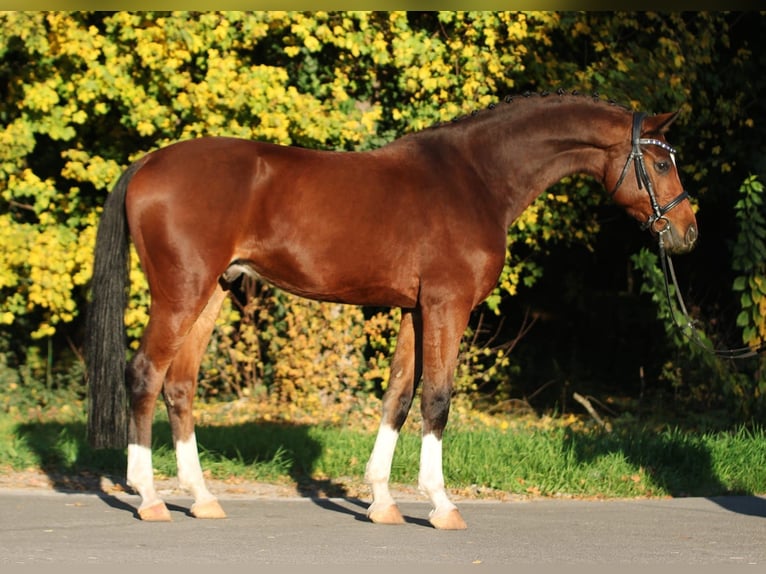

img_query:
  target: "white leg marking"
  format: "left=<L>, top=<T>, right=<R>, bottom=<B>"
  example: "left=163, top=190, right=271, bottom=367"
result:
left=365, top=424, right=400, bottom=511
left=176, top=433, right=216, bottom=505
left=127, top=443, right=162, bottom=509
left=419, top=433, right=457, bottom=519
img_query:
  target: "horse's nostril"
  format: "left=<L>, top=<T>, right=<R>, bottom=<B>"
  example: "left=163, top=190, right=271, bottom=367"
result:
left=686, top=224, right=698, bottom=246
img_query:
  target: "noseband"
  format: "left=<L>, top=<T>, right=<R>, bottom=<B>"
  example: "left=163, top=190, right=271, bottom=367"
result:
left=611, top=112, right=689, bottom=233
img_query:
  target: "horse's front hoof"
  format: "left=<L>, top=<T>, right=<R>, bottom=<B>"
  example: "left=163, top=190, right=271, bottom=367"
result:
left=429, top=508, right=467, bottom=530
left=367, top=502, right=405, bottom=525
left=138, top=501, right=172, bottom=522
left=191, top=499, right=227, bottom=519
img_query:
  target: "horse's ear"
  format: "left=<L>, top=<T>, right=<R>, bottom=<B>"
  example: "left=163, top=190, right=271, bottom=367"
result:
left=644, top=111, right=681, bottom=136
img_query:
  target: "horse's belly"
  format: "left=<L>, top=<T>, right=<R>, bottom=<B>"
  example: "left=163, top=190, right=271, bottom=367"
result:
left=223, top=255, right=419, bottom=309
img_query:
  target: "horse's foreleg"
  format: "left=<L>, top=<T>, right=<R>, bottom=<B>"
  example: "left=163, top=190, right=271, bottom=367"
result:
left=418, top=300, right=470, bottom=530
left=163, top=287, right=227, bottom=519
left=365, top=308, right=422, bottom=525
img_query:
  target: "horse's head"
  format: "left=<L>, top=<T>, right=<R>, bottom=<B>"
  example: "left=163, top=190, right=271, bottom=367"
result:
left=608, top=111, right=698, bottom=255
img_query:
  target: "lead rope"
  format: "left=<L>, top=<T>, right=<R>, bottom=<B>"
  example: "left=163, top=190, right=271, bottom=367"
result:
left=657, top=231, right=764, bottom=360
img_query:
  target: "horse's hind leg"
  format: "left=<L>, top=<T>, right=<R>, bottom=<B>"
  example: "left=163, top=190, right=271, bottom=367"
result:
left=365, top=308, right=422, bottom=525
left=163, top=285, right=228, bottom=519
left=126, top=313, right=185, bottom=521
left=126, top=288, right=223, bottom=521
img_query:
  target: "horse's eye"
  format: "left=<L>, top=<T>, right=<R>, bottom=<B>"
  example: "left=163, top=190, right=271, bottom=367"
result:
left=655, top=160, right=671, bottom=174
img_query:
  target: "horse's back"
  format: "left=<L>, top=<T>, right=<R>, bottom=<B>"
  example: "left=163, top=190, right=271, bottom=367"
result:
left=123, top=138, right=415, bottom=305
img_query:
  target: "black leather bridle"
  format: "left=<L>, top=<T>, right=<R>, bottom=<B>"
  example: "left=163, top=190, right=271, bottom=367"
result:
left=611, top=112, right=689, bottom=233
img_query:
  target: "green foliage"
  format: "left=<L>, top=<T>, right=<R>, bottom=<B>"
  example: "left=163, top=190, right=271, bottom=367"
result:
left=732, top=175, right=766, bottom=348
left=731, top=175, right=766, bottom=407
left=632, top=226, right=765, bottom=419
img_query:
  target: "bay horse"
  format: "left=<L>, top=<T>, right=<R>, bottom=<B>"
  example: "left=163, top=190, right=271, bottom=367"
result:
left=86, top=93, right=697, bottom=529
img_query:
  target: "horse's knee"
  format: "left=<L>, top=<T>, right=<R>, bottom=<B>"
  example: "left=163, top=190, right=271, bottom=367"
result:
left=391, top=394, right=414, bottom=429
left=381, top=382, right=416, bottom=430
left=421, top=386, right=451, bottom=436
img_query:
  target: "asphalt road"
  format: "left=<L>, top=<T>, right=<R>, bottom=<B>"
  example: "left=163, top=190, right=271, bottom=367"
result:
left=1, top=489, right=765, bottom=566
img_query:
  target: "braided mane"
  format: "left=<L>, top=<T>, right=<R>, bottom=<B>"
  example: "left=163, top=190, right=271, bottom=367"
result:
left=428, top=89, right=632, bottom=131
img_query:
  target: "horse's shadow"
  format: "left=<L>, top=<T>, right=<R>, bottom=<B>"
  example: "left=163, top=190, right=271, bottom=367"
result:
left=310, top=497, right=431, bottom=527
left=15, top=419, right=378, bottom=521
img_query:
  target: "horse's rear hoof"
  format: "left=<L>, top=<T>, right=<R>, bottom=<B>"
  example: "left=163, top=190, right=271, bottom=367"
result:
left=191, top=499, right=227, bottom=519
left=138, top=501, right=172, bottom=522
left=429, top=508, right=467, bottom=530
left=367, top=503, right=405, bottom=525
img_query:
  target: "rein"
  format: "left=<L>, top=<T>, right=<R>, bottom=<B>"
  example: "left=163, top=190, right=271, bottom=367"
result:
left=658, top=239, right=765, bottom=360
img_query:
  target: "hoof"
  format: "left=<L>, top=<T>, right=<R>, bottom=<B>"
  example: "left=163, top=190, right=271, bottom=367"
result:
left=138, top=501, right=172, bottom=522
left=191, top=499, right=227, bottom=519
left=367, top=503, right=405, bottom=525
left=429, top=508, right=467, bottom=530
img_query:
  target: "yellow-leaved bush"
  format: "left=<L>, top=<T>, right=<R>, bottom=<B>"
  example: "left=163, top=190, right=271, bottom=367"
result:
left=4, top=10, right=685, bottom=412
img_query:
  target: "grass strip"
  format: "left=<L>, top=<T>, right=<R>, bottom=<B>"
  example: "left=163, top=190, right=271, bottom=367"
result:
left=2, top=412, right=764, bottom=499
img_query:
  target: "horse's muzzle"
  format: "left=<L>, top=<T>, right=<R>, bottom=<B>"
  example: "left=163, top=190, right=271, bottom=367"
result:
left=661, top=222, right=698, bottom=255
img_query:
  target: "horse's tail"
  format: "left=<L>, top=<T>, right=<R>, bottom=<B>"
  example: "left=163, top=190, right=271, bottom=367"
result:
left=86, top=161, right=144, bottom=449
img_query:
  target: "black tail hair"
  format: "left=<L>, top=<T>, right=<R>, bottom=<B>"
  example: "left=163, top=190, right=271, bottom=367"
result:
left=85, top=161, right=144, bottom=449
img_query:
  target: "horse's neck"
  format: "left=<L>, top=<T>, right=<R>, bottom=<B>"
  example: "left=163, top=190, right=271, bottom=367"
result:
left=461, top=101, right=629, bottom=227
